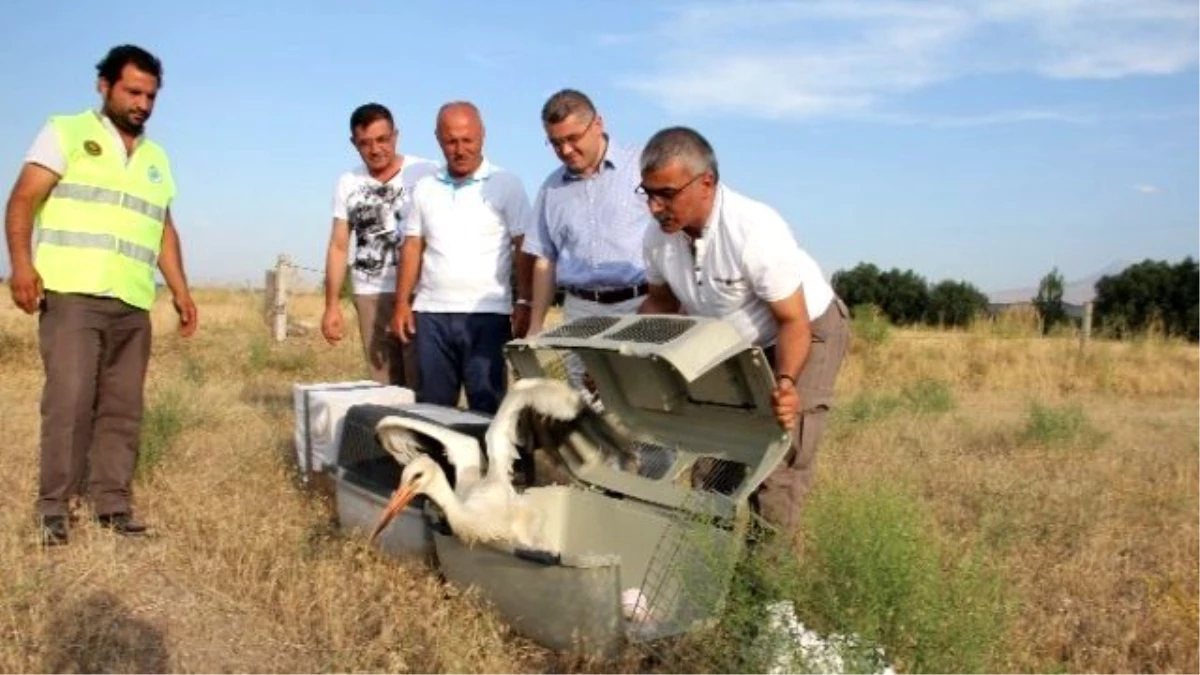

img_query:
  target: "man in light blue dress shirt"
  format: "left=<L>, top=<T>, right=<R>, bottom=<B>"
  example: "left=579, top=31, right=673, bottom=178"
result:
left=523, top=89, right=655, bottom=348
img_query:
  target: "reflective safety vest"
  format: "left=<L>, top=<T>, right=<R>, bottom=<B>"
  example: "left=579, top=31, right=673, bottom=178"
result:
left=34, top=110, right=175, bottom=310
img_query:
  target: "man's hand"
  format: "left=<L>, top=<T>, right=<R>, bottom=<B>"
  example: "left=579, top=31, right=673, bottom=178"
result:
left=321, top=304, right=345, bottom=344
left=771, top=376, right=801, bottom=431
left=511, top=302, right=531, bottom=338
left=392, top=302, right=416, bottom=343
left=173, top=292, right=198, bottom=337
left=9, top=262, right=42, bottom=314
left=582, top=371, right=598, bottom=395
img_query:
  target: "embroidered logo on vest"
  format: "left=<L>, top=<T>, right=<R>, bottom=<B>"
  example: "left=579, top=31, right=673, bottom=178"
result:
left=83, top=140, right=102, bottom=156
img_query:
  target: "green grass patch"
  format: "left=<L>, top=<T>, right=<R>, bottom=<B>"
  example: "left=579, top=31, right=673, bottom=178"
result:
left=842, top=392, right=905, bottom=423
left=137, top=389, right=187, bottom=481
left=182, top=356, right=207, bottom=386
left=852, top=304, right=891, bottom=348
left=0, top=330, right=34, bottom=365
left=787, top=482, right=1011, bottom=673
left=664, top=482, right=1010, bottom=674
left=901, top=378, right=956, bottom=414
left=838, top=378, right=956, bottom=425
left=246, top=338, right=315, bottom=374
left=1018, top=401, right=1102, bottom=447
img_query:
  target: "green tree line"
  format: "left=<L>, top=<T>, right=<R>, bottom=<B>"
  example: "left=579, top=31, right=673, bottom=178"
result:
left=1093, top=257, right=1198, bottom=341
left=832, top=257, right=1199, bottom=341
left=831, top=263, right=990, bottom=328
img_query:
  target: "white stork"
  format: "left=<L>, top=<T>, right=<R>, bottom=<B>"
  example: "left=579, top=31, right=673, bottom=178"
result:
left=368, top=378, right=640, bottom=553
left=368, top=413, right=547, bottom=551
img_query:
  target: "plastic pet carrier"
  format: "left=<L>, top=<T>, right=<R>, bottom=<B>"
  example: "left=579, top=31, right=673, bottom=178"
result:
left=429, top=314, right=791, bottom=658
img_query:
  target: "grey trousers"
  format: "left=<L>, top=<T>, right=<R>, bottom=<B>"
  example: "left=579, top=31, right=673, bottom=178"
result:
left=38, top=292, right=151, bottom=518
left=352, top=292, right=417, bottom=389
left=753, top=296, right=851, bottom=537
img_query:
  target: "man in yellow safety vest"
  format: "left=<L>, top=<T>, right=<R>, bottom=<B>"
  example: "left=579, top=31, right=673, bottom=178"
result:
left=3, top=44, right=198, bottom=546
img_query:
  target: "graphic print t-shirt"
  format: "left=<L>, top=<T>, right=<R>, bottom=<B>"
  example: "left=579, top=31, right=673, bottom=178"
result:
left=332, top=156, right=438, bottom=295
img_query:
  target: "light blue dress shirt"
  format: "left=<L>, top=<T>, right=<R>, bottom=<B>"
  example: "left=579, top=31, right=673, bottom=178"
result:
left=522, top=139, right=653, bottom=289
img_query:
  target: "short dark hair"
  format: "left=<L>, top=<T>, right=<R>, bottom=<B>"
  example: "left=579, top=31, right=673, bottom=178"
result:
left=96, top=44, right=163, bottom=87
left=541, top=89, right=596, bottom=125
left=349, top=103, right=394, bottom=133
left=641, top=126, right=720, bottom=181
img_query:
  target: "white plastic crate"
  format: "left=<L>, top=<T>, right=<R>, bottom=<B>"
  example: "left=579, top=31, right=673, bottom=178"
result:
left=291, top=381, right=414, bottom=475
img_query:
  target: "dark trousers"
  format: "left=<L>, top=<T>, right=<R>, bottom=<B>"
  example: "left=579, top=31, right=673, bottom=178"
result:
left=752, top=296, right=851, bottom=538
left=414, top=312, right=511, bottom=415
left=37, top=292, right=151, bottom=518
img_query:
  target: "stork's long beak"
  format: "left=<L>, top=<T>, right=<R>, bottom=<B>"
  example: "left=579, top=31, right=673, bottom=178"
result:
left=369, top=484, right=418, bottom=545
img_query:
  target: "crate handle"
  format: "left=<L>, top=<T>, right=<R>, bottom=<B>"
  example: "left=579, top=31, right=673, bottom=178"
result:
left=513, top=547, right=562, bottom=566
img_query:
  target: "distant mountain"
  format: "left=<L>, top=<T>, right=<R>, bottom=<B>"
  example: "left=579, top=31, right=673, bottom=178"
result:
left=987, top=261, right=1132, bottom=306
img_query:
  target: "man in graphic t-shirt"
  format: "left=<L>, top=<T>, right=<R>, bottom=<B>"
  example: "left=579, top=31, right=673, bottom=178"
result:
left=322, top=103, right=437, bottom=387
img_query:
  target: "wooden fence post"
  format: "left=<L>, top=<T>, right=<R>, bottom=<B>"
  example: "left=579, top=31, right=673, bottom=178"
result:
left=1080, top=301, right=1094, bottom=351
left=263, top=268, right=277, bottom=326
left=271, top=254, right=290, bottom=342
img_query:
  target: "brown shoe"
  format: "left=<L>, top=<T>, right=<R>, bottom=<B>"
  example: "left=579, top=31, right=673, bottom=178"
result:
left=96, top=512, right=148, bottom=536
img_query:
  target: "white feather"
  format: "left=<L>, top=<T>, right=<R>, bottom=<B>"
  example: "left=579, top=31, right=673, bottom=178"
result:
left=376, top=415, right=483, bottom=489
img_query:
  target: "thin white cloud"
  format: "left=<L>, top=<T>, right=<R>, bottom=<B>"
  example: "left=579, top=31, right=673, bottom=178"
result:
left=1134, top=184, right=1162, bottom=194
left=870, top=109, right=1096, bottom=127
left=614, top=0, right=1199, bottom=121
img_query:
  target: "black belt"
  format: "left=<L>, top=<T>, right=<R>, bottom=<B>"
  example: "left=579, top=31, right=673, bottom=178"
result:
left=565, top=284, right=649, bottom=304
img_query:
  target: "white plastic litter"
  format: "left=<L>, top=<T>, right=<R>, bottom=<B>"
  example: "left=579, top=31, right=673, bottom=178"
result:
left=292, top=381, right=415, bottom=474
left=761, top=600, right=897, bottom=675
left=621, top=587, right=652, bottom=623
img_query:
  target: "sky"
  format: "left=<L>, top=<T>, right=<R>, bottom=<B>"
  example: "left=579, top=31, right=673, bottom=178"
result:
left=0, top=0, right=1196, bottom=295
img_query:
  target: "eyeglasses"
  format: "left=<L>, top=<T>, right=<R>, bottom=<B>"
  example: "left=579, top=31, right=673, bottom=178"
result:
left=545, top=115, right=596, bottom=151
left=635, top=172, right=706, bottom=204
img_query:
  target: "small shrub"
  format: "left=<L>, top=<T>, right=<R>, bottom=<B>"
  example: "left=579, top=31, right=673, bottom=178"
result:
left=183, top=356, right=207, bottom=386
left=791, top=483, right=1011, bottom=673
left=670, top=482, right=1011, bottom=673
left=852, top=304, right=891, bottom=348
left=1019, top=401, right=1099, bottom=447
left=842, top=392, right=904, bottom=423
left=138, top=390, right=186, bottom=480
left=246, top=338, right=315, bottom=374
left=838, top=379, right=953, bottom=425
left=0, top=330, right=34, bottom=365
left=901, top=378, right=956, bottom=414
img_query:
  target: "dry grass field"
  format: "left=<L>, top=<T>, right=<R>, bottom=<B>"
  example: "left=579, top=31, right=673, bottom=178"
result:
left=0, top=286, right=1195, bottom=673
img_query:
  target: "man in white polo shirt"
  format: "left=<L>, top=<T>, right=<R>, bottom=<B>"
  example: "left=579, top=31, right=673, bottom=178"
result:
left=393, top=101, right=532, bottom=414
left=637, top=126, right=851, bottom=542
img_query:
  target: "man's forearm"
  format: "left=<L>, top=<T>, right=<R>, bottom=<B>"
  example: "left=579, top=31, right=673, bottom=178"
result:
left=773, top=316, right=811, bottom=381
left=157, top=222, right=190, bottom=297
left=4, top=194, right=35, bottom=270
left=638, top=285, right=681, bottom=314
left=514, top=240, right=533, bottom=301
left=529, top=258, right=556, bottom=328
left=324, top=246, right=348, bottom=306
left=395, top=238, right=422, bottom=303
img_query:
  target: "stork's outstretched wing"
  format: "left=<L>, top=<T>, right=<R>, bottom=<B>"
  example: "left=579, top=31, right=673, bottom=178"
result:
left=486, top=378, right=641, bottom=482
left=375, top=416, right=484, bottom=491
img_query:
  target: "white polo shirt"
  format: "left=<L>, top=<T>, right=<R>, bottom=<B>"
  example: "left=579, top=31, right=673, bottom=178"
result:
left=642, top=184, right=834, bottom=347
left=404, top=158, right=532, bottom=314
